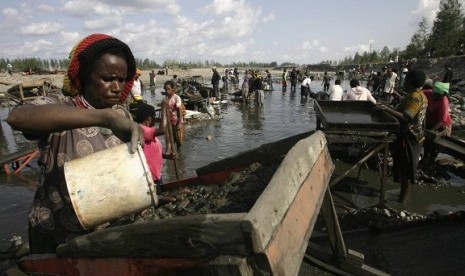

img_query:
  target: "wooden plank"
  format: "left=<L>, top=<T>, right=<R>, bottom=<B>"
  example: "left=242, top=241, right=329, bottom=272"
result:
left=196, top=130, right=315, bottom=176
left=57, top=213, right=252, bottom=258
left=244, top=131, right=329, bottom=253
left=261, top=147, right=333, bottom=276
left=430, top=133, right=465, bottom=160
left=0, top=147, right=37, bottom=165
left=209, top=255, right=254, bottom=276
left=161, top=168, right=244, bottom=191
left=18, top=254, right=208, bottom=276
left=13, top=149, right=39, bottom=174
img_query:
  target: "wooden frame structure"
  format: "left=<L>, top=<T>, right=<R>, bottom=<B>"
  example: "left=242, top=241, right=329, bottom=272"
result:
left=0, top=147, right=39, bottom=174
left=17, top=131, right=388, bottom=275
left=6, top=79, right=60, bottom=106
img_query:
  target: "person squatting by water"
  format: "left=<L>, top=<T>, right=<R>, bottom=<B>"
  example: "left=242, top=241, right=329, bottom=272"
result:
left=179, top=80, right=205, bottom=111
left=7, top=33, right=142, bottom=253
left=380, top=69, right=428, bottom=203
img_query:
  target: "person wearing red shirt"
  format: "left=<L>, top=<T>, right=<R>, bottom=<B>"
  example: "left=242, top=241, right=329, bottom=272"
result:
left=422, top=80, right=452, bottom=165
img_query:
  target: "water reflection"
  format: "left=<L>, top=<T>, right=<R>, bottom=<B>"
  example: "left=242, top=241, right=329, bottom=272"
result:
left=0, top=107, right=35, bottom=156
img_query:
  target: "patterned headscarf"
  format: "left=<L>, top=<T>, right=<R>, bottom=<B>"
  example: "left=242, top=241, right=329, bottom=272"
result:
left=62, top=33, right=136, bottom=103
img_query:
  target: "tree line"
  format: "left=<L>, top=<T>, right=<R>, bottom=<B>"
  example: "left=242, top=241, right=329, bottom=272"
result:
left=338, top=0, right=464, bottom=66
left=1, top=56, right=281, bottom=74
left=2, top=0, right=463, bottom=72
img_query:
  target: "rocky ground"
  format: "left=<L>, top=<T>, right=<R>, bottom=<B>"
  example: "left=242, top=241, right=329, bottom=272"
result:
left=2, top=151, right=465, bottom=274
left=445, top=80, right=465, bottom=131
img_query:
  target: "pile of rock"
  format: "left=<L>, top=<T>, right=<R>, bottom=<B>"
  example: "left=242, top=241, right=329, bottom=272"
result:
left=114, top=162, right=279, bottom=225
left=449, top=80, right=465, bottom=130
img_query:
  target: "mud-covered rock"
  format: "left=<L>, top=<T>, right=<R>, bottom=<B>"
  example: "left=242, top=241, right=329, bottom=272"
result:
left=109, top=162, right=280, bottom=227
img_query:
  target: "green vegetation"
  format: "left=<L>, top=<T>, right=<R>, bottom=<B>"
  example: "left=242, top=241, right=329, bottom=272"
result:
left=340, top=0, right=464, bottom=65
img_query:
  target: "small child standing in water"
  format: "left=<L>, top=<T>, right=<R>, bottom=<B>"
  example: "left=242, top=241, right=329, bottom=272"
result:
left=132, top=102, right=174, bottom=188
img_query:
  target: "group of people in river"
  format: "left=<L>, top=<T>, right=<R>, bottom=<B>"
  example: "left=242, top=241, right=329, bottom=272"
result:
left=326, top=65, right=453, bottom=203
left=275, top=64, right=453, bottom=204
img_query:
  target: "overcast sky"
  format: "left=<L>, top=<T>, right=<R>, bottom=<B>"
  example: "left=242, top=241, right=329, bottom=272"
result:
left=0, top=0, right=445, bottom=64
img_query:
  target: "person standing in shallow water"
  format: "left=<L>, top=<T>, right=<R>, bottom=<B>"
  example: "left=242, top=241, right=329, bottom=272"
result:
left=282, top=68, right=288, bottom=92
left=211, top=67, right=221, bottom=99
left=162, top=80, right=184, bottom=152
left=379, top=69, right=428, bottom=203
left=290, top=68, right=298, bottom=92
left=6, top=33, right=142, bottom=253
left=321, top=71, right=331, bottom=92
left=265, top=69, right=273, bottom=90
left=149, top=69, right=156, bottom=94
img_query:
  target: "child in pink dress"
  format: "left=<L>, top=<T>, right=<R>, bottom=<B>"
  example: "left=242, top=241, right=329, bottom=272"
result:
left=132, top=102, right=174, bottom=188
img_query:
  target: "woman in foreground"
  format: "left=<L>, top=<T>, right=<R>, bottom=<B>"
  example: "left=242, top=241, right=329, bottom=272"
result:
left=7, top=34, right=141, bottom=253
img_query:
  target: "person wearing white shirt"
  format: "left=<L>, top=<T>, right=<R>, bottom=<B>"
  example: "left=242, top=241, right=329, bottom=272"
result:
left=327, top=79, right=344, bottom=101
left=131, top=68, right=143, bottom=101
left=345, top=79, right=376, bottom=103
left=300, top=73, right=312, bottom=98
left=383, top=68, right=397, bottom=102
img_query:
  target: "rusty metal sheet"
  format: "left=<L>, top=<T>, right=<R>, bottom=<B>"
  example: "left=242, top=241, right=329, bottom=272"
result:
left=315, top=100, right=399, bottom=133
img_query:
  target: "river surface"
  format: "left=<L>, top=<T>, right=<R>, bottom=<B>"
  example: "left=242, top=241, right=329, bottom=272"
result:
left=1, top=80, right=464, bottom=243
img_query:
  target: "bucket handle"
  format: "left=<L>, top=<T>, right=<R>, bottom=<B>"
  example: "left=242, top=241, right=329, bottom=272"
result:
left=136, top=144, right=158, bottom=207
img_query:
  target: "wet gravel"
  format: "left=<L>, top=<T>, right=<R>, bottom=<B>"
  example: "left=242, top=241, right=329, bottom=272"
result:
left=112, top=161, right=280, bottom=225
left=2, top=156, right=465, bottom=272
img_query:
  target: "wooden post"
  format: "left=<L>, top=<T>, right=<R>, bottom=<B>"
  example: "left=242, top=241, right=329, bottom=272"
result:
left=19, top=83, right=24, bottom=102
left=378, top=142, right=389, bottom=207
left=165, top=108, right=179, bottom=179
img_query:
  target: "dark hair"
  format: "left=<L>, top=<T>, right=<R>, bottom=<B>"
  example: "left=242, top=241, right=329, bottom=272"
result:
left=405, top=69, right=426, bottom=89
left=80, top=47, right=128, bottom=91
left=335, top=79, right=341, bottom=85
left=132, top=102, right=155, bottom=123
left=350, top=79, right=360, bottom=87
left=63, top=34, right=136, bottom=101
left=164, top=80, right=176, bottom=89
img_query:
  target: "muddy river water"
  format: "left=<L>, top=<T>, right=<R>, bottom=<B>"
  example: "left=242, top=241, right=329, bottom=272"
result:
left=1, top=80, right=464, bottom=243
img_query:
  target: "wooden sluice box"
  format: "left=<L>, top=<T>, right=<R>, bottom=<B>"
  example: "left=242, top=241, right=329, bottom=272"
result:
left=18, top=131, right=335, bottom=275
left=314, top=100, right=399, bottom=206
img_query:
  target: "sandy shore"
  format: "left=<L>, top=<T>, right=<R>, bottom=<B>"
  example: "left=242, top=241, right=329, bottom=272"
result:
left=0, top=67, right=289, bottom=94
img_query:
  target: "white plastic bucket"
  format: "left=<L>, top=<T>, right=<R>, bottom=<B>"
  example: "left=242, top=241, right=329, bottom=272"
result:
left=64, top=143, right=157, bottom=230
